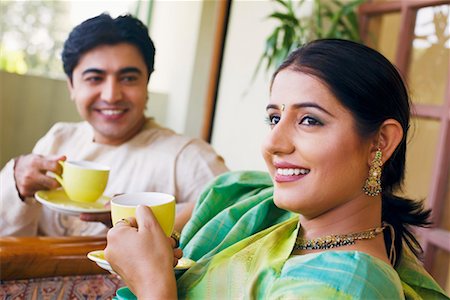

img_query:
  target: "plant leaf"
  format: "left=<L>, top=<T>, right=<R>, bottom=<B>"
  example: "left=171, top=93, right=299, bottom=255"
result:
left=253, top=0, right=364, bottom=77
left=268, top=12, right=299, bottom=27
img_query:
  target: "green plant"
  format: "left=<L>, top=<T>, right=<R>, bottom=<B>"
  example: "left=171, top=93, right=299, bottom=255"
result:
left=256, top=0, right=365, bottom=74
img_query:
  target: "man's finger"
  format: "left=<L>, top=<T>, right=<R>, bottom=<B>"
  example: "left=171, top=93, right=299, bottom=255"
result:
left=19, top=174, right=58, bottom=197
left=79, top=212, right=113, bottom=227
left=41, top=155, right=66, bottom=173
left=38, top=174, right=60, bottom=189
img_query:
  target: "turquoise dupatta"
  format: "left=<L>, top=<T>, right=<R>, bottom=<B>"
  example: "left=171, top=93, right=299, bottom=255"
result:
left=177, top=171, right=448, bottom=299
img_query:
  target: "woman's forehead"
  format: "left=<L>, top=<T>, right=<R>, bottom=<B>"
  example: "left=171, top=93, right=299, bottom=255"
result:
left=270, top=71, right=341, bottom=109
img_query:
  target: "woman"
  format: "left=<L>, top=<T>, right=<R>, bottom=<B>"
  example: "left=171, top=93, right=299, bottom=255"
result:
left=105, top=39, right=447, bottom=299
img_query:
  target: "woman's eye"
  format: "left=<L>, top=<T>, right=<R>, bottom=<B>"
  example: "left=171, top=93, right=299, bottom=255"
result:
left=267, top=115, right=280, bottom=125
left=300, top=116, right=322, bottom=126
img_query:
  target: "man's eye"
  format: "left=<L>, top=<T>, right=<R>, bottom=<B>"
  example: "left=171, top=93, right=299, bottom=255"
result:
left=300, top=116, right=322, bottom=126
left=85, top=76, right=103, bottom=83
left=121, top=76, right=137, bottom=83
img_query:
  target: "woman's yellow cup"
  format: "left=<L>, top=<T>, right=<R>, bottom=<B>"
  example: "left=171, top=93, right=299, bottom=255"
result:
left=110, top=192, right=175, bottom=236
left=54, top=160, right=110, bottom=203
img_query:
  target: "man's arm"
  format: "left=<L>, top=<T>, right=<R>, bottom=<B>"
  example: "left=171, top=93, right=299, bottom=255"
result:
left=0, top=123, right=68, bottom=236
left=0, top=159, right=41, bottom=236
left=174, top=139, right=228, bottom=231
left=173, top=202, right=195, bottom=233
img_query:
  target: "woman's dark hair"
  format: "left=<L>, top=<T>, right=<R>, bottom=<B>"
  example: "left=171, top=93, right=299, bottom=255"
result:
left=62, top=13, right=155, bottom=81
left=273, top=39, right=430, bottom=266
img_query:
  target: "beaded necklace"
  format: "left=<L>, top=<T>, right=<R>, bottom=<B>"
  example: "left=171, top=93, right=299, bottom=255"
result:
left=294, top=224, right=386, bottom=250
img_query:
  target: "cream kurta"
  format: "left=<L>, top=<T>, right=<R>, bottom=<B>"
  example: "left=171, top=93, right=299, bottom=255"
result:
left=0, top=119, right=228, bottom=236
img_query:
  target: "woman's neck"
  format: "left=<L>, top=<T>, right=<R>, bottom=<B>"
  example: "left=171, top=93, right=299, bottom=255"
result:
left=299, top=194, right=383, bottom=239
left=295, top=195, right=391, bottom=265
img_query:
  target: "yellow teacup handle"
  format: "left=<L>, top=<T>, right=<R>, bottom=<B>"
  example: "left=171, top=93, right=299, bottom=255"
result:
left=53, top=161, right=65, bottom=188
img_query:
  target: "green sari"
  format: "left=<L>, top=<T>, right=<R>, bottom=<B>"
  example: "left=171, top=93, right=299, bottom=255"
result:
left=177, top=171, right=448, bottom=299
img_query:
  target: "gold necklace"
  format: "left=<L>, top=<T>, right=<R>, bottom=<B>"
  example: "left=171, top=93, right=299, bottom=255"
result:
left=294, top=224, right=386, bottom=250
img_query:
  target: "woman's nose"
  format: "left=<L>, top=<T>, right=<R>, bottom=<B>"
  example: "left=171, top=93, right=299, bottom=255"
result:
left=262, top=121, right=295, bottom=156
left=101, top=78, right=122, bottom=103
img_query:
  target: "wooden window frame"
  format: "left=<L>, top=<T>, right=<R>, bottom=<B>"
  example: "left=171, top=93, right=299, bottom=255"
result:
left=359, top=0, right=450, bottom=277
left=201, top=0, right=232, bottom=142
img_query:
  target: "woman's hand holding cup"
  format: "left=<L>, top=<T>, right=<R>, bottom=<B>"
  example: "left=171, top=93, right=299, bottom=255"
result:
left=110, top=192, right=175, bottom=236
left=105, top=204, right=178, bottom=299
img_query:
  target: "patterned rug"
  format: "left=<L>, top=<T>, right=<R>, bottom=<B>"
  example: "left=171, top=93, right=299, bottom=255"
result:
left=0, top=274, right=124, bottom=300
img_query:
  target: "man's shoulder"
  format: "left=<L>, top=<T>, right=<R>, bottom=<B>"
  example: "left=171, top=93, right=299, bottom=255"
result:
left=139, top=119, right=195, bottom=149
left=46, top=121, right=90, bottom=137
left=143, top=130, right=214, bottom=157
left=32, top=121, right=90, bottom=154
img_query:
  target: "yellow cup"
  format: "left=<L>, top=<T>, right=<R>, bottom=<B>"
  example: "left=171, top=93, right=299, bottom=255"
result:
left=111, top=192, right=175, bottom=236
left=54, top=160, right=110, bottom=203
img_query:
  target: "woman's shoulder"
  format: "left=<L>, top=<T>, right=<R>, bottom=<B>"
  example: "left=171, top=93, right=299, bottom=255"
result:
left=275, top=251, right=403, bottom=299
left=181, top=171, right=292, bottom=261
left=396, top=247, right=449, bottom=299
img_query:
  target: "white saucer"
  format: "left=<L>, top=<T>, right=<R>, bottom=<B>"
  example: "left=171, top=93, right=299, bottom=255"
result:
left=87, top=250, right=116, bottom=274
left=35, top=189, right=111, bottom=216
left=87, top=250, right=196, bottom=274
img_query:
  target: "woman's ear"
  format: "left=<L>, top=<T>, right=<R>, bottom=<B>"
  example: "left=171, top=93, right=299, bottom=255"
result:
left=369, top=119, right=403, bottom=164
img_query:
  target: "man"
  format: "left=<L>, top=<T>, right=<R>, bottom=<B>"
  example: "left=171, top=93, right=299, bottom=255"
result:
left=0, top=13, right=228, bottom=236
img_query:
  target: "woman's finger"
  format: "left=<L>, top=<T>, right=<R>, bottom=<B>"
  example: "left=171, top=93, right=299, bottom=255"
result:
left=173, top=248, right=183, bottom=259
left=127, top=216, right=138, bottom=228
left=135, top=205, right=162, bottom=233
left=173, top=257, right=179, bottom=268
left=114, top=218, right=131, bottom=227
left=168, top=236, right=177, bottom=248
left=115, top=217, right=137, bottom=228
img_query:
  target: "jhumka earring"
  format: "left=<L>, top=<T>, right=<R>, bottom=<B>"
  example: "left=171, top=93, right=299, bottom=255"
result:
left=363, top=149, right=383, bottom=196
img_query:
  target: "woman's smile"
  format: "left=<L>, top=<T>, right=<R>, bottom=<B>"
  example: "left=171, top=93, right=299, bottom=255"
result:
left=274, top=161, right=310, bottom=182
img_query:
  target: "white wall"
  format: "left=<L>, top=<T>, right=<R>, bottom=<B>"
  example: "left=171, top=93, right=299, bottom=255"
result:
left=211, top=0, right=277, bottom=171
left=149, top=1, right=200, bottom=134
left=0, top=72, right=80, bottom=167
left=0, top=71, right=170, bottom=167
left=184, top=1, right=219, bottom=138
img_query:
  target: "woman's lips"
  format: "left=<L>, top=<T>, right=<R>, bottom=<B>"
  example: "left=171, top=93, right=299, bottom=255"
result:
left=273, top=162, right=310, bottom=183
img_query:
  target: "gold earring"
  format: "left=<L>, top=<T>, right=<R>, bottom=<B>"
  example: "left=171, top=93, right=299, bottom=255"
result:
left=363, top=149, right=383, bottom=196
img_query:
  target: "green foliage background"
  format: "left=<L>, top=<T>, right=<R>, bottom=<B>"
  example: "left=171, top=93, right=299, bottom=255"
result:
left=257, top=0, right=365, bottom=74
left=0, top=1, right=71, bottom=77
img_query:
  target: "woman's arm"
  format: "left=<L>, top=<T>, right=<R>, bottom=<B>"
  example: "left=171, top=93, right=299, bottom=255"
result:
left=105, top=205, right=179, bottom=299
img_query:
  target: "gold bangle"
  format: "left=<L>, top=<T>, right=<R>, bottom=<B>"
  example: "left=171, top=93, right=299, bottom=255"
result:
left=171, top=230, right=181, bottom=248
